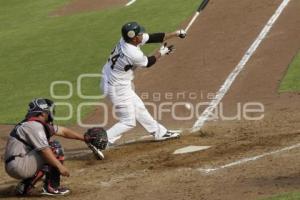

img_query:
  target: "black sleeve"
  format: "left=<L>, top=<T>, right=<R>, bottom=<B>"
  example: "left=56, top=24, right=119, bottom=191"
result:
left=146, top=33, right=165, bottom=43
left=146, top=56, right=157, bottom=68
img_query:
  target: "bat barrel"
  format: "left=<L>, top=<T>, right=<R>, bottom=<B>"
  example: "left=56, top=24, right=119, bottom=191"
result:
left=197, top=0, right=210, bottom=12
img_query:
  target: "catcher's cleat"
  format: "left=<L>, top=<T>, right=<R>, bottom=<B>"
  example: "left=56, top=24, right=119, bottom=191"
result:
left=15, top=170, right=45, bottom=196
left=41, top=185, right=70, bottom=196
left=15, top=179, right=34, bottom=196
left=155, top=131, right=180, bottom=141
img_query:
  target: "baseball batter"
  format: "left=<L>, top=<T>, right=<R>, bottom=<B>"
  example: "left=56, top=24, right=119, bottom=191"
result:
left=101, top=22, right=187, bottom=144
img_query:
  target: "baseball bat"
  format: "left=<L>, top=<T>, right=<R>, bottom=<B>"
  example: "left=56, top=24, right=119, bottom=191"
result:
left=185, top=0, right=210, bottom=32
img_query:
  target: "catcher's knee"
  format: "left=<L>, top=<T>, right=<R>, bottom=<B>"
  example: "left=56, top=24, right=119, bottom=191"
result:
left=49, top=140, right=64, bottom=162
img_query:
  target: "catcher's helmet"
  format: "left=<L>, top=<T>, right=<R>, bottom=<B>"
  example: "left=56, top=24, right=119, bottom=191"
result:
left=121, top=22, right=145, bottom=42
left=27, top=98, right=55, bottom=122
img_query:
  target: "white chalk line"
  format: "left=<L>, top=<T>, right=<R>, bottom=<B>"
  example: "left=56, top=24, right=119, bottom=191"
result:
left=198, top=143, right=300, bottom=174
left=192, top=0, right=291, bottom=132
left=126, top=0, right=136, bottom=7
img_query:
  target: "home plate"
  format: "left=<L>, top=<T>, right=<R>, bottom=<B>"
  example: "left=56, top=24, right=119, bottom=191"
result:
left=173, top=146, right=211, bottom=154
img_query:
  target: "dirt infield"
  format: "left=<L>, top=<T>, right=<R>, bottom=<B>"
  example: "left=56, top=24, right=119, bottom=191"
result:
left=1, top=0, right=300, bottom=199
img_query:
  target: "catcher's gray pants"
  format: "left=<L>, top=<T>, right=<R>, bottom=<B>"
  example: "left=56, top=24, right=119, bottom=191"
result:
left=5, top=150, right=45, bottom=180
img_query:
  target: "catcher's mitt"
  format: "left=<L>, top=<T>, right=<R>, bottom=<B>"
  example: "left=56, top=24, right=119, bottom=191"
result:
left=84, top=127, right=108, bottom=160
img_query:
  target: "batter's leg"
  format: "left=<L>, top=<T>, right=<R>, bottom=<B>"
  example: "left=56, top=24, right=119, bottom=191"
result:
left=133, top=93, right=167, bottom=139
left=106, top=103, right=136, bottom=143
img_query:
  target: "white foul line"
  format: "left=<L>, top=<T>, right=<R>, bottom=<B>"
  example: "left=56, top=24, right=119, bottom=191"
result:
left=192, top=0, right=291, bottom=132
left=198, top=143, right=300, bottom=174
left=126, top=0, right=136, bottom=7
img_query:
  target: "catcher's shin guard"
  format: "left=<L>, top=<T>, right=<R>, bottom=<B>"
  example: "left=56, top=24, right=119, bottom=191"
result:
left=42, top=140, right=71, bottom=195
left=16, top=170, right=45, bottom=195
left=44, top=140, right=64, bottom=189
left=42, top=165, right=70, bottom=196
left=43, top=165, right=61, bottom=190
left=42, top=164, right=70, bottom=196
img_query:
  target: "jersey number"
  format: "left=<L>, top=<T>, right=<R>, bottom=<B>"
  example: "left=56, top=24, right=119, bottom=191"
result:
left=109, top=49, right=133, bottom=71
left=110, top=54, right=120, bottom=70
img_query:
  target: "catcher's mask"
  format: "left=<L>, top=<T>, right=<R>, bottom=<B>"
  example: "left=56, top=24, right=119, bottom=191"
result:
left=121, top=22, right=145, bottom=42
left=27, top=98, right=55, bottom=122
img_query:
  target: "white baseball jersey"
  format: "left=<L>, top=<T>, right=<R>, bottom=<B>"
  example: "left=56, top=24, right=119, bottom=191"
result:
left=102, top=33, right=150, bottom=86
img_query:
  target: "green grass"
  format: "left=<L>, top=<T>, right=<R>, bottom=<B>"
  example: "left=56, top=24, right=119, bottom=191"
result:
left=279, top=50, right=300, bottom=92
left=0, top=0, right=201, bottom=124
left=261, top=192, right=300, bottom=200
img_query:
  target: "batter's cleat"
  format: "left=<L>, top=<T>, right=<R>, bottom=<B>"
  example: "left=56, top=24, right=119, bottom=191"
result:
left=41, top=185, right=70, bottom=196
left=155, top=131, right=180, bottom=141
left=150, top=132, right=155, bottom=137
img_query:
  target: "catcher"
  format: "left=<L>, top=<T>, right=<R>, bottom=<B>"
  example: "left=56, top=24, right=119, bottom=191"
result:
left=3, top=98, right=107, bottom=196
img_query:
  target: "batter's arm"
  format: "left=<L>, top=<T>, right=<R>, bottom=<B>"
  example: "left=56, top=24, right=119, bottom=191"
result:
left=164, top=30, right=187, bottom=41
left=146, top=30, right=186, bottom=44
left=146, top=51, right=161, bottom=67
left=145, top=43, right=174, bottom=68
left=163, top=31, right=178, bottom=41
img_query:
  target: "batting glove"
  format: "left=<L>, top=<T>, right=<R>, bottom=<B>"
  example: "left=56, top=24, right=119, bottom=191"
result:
left=176, top=29, right=187, bottom=38
left=159, top=43, right=175, bottom=56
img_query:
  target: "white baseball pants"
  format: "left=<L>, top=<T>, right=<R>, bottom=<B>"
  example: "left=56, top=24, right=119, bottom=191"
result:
left=101, top=80, right=167, bottom=144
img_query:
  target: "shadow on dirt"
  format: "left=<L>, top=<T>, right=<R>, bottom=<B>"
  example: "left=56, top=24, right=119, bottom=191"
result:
left=0, top=184, right=51, bottom=199
left=0, top=185, right=17, bottom=198
left=251, top=173, right=300, bottom=188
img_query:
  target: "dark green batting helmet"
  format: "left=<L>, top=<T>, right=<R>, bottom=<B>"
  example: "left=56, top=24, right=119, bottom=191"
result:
left=121, top=22, right=145, bottom=42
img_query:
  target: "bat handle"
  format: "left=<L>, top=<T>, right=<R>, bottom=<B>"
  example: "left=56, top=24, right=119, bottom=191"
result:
left=185, top=12, right=200, bottom=33
left=185, top=0, right=210, bottom=32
